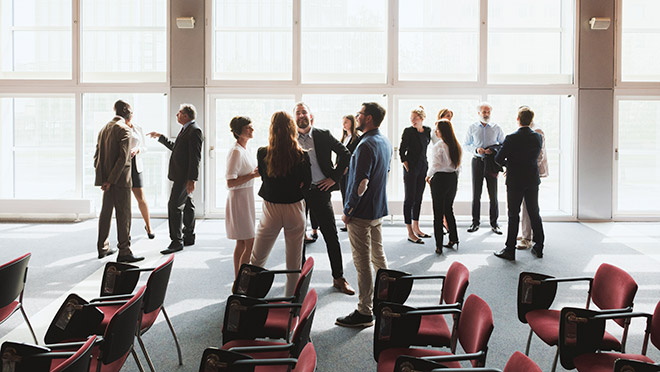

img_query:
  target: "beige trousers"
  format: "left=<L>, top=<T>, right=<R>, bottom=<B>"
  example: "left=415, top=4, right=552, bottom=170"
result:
left=521, top=199, right=532, bottom=240
left=347, top=216, right=388, bottom=316
left=250, top=200, right=305, bottom=297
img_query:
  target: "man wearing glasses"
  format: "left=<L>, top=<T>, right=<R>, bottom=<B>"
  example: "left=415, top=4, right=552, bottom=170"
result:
left=336, top=102, right=392, bottom=328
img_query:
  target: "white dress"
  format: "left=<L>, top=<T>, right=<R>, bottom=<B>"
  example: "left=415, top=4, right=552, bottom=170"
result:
left=225, top=143, right=257, bottom=240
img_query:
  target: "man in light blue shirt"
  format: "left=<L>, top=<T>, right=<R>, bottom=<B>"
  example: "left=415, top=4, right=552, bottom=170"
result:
left=464, top=102, right=505, bottom=234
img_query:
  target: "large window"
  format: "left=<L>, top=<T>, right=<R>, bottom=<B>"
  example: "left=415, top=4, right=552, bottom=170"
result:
left=0, top=0, right=72, bottom=79
left=620, top=0, right=660, bottom=82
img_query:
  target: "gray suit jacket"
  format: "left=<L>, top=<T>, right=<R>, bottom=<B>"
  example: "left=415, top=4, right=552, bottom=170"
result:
left=94, top=116, right=132, bottom=187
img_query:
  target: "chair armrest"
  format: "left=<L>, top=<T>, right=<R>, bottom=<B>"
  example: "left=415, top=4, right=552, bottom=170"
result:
left=124, top=267, right=155, bottom=273
left=423, top=351, right=486, bottom=363
left=268, top=269, right=302, bottom=275
left=29, top=351, right=77, bottom=359
left=541, top=276, right=593, bottom=284
left=405, top=274, right=446, bottom=281
left=432, top=369, right=501, bottom=372
left=252, top=303, right=302, bottom=310
left=46, top=337, right=103, bottom=350
left=592, top=307, right=635, bottom=317
left=406, top=308, right=461, bottom=317
left=229, top=343, right=294, bottom=354
left=90, top=294, right=134, bottom=302
left=234, top=358, right=298, bottom=367
left=415, top=303, right=461, bottom=311
left=261, top=296, right=295, bottom=302
left=83, top=300, right=128, bottom=307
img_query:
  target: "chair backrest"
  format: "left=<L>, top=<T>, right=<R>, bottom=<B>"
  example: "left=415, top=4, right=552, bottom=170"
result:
left=100, top=286, right=145, bottom=366
left=0, top=253, right=31, bottom=308
left=457, top=294, right=494, bottom=367
left=292, top=257, right=314, bottom=305
left=516, top=271, right=558, bottom=323
left=99, top=262, right=141, bottom=297
left=613, top=358, right=660, bottom=372
left=503, top=351, right=542, bottom=372
left=292, top=342, right=316, bottom=372
left=143, top=255, right=174, bottom=315
left=221, top=295, right=270, bottom=344
left=233, top=264, right=275, bottom=298
left=289, top=289, right=317, bottom=358
left=558, top=307, right=607, bottom=370
left=373, top=302, right=424, bottom=362
left=373, top=269, right=413, bottom=310
left=197, top=342, right=315, bottom=372
left=51, top=336, right=97, bottom=372
left=441, top=262, right=469, bottom=305
left=591, top=263, right=638, bottom=327
left=652, top=300, right=660, bottom=351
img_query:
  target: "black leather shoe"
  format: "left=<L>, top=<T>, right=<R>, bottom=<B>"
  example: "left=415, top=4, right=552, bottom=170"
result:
left=531, top=246, right=544, bottom=258
left=183, top=239, right=195, bottom=246
left=494, top=248, right=515, bottom=261
left=98, top=248, right=117, bottom=259
left=117, top=254, right=145, bottom=263
left=161, top=245, right=183, bottom=254
left=491, top=225, right=503, bottom=235
left=145, top=226, right=155, bottom=239
left=467, top=224, right=479, bottom=233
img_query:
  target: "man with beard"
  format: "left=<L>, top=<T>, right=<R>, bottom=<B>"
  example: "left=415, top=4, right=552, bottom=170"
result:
left=294, top=102, right=355, bottom=295
left=464, top=102, right=505, bottom=234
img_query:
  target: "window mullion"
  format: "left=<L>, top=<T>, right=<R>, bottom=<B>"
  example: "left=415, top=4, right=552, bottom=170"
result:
left=479, top=0, right=488, bottom=86
left=293, top=0, right=301, bottom=85
left=388, top=0, right=398, bottom=87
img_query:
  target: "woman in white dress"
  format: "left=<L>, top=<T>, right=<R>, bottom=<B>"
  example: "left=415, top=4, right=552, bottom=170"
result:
left=226, top=116, right=260, bottom=277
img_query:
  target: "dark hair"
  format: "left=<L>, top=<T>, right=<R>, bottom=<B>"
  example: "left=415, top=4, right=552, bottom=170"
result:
left=114, top=100, right=132, bottom=120
left=229, top=116, right=252, bottom=140
left=341, top=115, right=357, bottom=143
left=265, top=111, right=305, bottom=178
left=436, top=119, right=462, bottom=168
left=179, top=104, right=196, bottom=120
left=518, top=106, right=534, bottom=126
left=362, top=102, right=386, bottom=127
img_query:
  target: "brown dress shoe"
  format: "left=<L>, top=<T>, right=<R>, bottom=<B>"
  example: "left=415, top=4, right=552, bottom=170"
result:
left=333, top=277, right=355, bottom=295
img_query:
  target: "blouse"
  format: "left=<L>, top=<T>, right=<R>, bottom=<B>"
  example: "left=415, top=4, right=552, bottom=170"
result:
left=427, top=139, right=459, bottom=177
left=226, top=143, right=257, bottom=190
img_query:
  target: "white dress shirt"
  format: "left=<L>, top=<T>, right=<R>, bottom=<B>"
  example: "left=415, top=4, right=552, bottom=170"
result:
left=463, top=121, right=505, bottom=158
left=427, top=139, right=459, bottom=177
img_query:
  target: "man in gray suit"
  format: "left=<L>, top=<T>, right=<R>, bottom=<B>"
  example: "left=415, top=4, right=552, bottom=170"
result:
left=94, top=100, right=144, bottom=263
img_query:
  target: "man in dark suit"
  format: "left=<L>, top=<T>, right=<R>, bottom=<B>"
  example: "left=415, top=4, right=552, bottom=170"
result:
left=95, top=100, right=144, bottom=263
left=148, top=104, right=204, bottom=254
left=295, top=102, right=355, bottom=295
left=494, top=106, right=545, bottom=260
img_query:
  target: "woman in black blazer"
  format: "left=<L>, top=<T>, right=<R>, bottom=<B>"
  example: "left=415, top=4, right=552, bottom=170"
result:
left=399, top=106, right=431, bottom=243
left=339, top=114, right=361, bottom=231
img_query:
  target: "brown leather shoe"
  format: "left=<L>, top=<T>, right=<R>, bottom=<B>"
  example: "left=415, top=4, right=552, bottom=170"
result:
left=333, top=277, right=355, bottom=295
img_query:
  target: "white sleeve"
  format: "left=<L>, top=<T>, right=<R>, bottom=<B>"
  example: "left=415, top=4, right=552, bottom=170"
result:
left=225, top=148, right=241, bottom=180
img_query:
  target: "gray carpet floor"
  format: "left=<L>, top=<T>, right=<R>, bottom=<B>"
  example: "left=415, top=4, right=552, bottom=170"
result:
left=1, top=218, right=659, bottom=371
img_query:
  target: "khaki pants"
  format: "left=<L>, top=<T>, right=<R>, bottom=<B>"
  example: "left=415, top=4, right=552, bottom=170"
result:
left=521, top=199, right=532, bottom=240
left=347, top=216, right=388, bottom=316
left=250, top=200, right=305, bottom=297
left=97, top=185, right=132, bottom=256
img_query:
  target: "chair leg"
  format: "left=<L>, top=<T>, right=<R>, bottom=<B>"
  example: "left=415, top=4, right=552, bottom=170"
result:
left=19, top=305, right=38, bottom=344
left=550, top=347, right=559, bottom=372
left=137, top=334, right=156, bottom=372
left=525, top=328, right=533, bottom=355
left=132, top=347, right=146, bottom=372
left=161, top=307, right=183, bottom=365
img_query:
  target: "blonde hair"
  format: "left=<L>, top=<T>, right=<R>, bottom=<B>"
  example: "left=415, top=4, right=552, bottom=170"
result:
left=264, top=111, right=305, bottom=178
left=411, top=105, right=426, bottom=121
left=437, top=108, right=453, bottom=120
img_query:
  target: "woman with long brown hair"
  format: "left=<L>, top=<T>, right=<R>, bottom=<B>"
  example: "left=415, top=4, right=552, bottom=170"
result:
left=339, top=114, right=361, bottom=231
left=426, top=119, right=461, bottom=255
left=249, top=111, right=311, bottom=296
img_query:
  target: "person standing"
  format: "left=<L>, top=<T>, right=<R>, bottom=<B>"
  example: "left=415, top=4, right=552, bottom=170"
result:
left=336, top=102, right=391, bottom=328
left=339, top=114, right=361, bottom=232
left=95, top=100, right=144, bottom=263
left=125, top=107, right=155, bottom=239
left=426, top=119, right=461, bottom=255
left=226, top=116, right=260, bottom=277
left=494, top=106, right=545, bottom=261
left=464, top=102, right=505, bottom=234
left=431, top=108, right=452, bottom=145
left=399, top=106, right=431, bottom=244
left=250, top=111, right=311, bottom=297
left=294, top=102, right=355, bottom=295
left=148, top=104, right=204, bottom=254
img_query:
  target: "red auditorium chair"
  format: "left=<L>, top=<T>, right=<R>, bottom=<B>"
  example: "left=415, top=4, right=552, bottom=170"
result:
left=517, top=263, right=638, bottom=372
left=224, top=257, right=314, bottom=343
left=198, top=341, right=316, bottom=372
left=614, top=359, right=660, bottom=372
left=374, top=294, right=494, bottom=372
left=393, top=351, right=541, bottom=372
left=558, top=299, right=660, bottom=372
left=0, top=253, right=38, bottom=344
left=0, top=335, right=97, bottom=372
left=374, top=261, right=469, bottom=352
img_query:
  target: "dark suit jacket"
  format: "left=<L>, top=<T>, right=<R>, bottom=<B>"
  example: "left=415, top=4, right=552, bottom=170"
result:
left=257, top=148, right=311, bottom=203
left=94, top=116, right=132, bottom=187
left=495, top=126, right=543, bottom=188
left=310, top=127, right=350, bottom=192
left=345, top=134, right=361, bottom=154
left=399, top=126, right=431, bottom=171
left=158, top=122, right=204, bottom=183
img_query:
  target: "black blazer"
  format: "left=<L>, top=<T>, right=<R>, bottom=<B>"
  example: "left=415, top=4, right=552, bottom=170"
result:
left=494, top=126, right=542, bottom=188
left=399, top=126, right=431, bottom=171
left=257, top=147, right=311, bottom=203
left=345, top=134, right=361, bottom=154
left=310, top=128, right=351, bottom=191
left=158, top=122, right=204, bottom=183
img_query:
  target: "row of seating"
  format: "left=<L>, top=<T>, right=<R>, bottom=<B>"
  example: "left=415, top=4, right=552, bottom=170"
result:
left=0, top=253, right=181, bottom=372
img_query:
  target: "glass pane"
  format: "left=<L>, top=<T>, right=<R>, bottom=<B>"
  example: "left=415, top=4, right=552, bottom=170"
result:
left=82, top=93, right=169, bottom=212
left=212, top=0, right=292, bottom=80
left=0, top=0, right=72, bottom=79
left=301, top=0, right=387, bottom=83
left=488, top=0, right=574, bottom=84
left=621, top=0, right=660, bottom=82
left=617, top=100, right=660, bottom=212
left=212, top=96, right=296, bottom=210
left=399, top=0, right=479, bottom=81
left=81, top=0, right=167, bottom=82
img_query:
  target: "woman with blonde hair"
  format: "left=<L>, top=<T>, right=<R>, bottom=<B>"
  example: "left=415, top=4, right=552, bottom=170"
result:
left=249, top=111, right=311, bottom=296
left=399, top=105, right=432, bottom=243
left=437, top=108, right=453, bottom=121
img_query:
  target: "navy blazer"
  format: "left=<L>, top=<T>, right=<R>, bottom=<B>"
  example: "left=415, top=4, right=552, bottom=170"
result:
left=310, top=127, right=351, bottom=192
left=494, top=126, right=542, bottom=188
left=158, top=122, right=204, bottom=183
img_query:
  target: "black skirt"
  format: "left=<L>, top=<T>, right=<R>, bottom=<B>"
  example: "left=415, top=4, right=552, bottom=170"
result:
left=131, top=157, right=143, bottom=188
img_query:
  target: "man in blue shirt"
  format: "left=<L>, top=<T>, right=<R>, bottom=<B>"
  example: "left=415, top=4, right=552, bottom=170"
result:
left=464, top=102, right=505, bottom=234
left=336, top=102, right=392, bottom=328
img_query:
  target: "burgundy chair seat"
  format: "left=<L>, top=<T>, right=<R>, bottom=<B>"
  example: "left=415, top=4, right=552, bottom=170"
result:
left=505, top=351, right=543, bottom=372
left=377, top=348, right=459, bottom=372
left=98, top=305, right=160, bottom=335
left=49, top=344, right=130, bottom=372
left=222, top=339, right=291, bottom=359
left=416, top=314, right=451, bottom=347
left=0, top=301, right=19, bottom=322
left=574, top=353, right=654, bottom=372
left=263, top=306, right=298, bottom=339
left=526, top=309, right=621, bottom=349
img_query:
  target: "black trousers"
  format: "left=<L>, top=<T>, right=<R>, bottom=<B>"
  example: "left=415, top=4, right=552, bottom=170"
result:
left=471, top=157, right=499, bottom=227
left=168, top=181, right=196, bottom=246
left=505, top=185, right=544, bottom=250
left=403, top=165, right=427, bottom=225
left=430, top=172, right=459, bottom=248
left=302, top=187, right=344, bottom=279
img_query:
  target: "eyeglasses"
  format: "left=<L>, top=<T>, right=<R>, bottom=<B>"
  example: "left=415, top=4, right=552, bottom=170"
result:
left=356, top=111, right=366, bottom=117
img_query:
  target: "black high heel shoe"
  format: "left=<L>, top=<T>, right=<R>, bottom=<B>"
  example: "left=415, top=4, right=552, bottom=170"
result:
left=443, top=241, right=459, bottom=250
left=145, top=226, right=155, bottom=239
